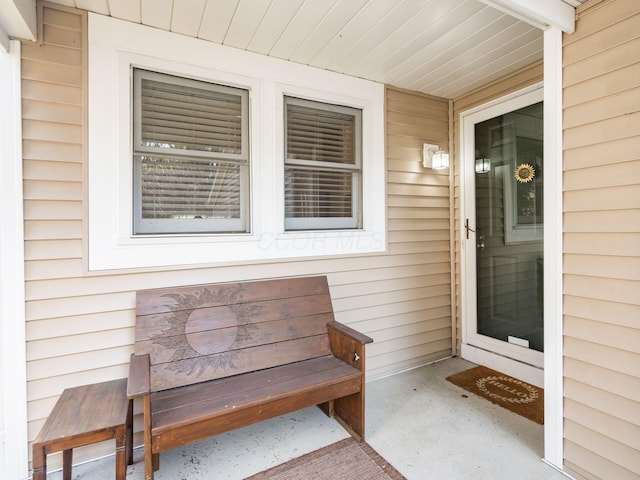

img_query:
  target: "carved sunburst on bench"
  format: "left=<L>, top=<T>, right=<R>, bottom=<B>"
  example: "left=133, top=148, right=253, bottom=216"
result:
left=152, top=286, right=260, bottom=376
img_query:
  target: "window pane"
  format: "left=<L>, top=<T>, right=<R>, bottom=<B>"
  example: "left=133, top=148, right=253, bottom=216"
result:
left=286, top=103, right=356, bottom=165
left=139, top=75, right=243, bottom=155
left=284, top=97, right=362, bottom=230
left=285, top=167, right=354, bottom=218
left=139, top=156, right=241, bottom=221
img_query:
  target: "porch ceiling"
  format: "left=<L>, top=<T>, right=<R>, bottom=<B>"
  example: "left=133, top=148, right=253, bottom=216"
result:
left=44, top=0, right=583, bottom=99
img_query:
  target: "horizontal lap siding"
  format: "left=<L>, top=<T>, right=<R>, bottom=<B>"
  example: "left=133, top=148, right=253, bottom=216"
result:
left=382, top=86, right=452, bottom=378
left=24, top=4, right=452, bottom=469
left=562, top=1, right=640, bottom=479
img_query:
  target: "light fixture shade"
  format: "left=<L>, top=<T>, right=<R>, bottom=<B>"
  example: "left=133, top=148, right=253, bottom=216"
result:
left=475, top=157, right=491, bottom=174
left=431, top=150, right=449, bottom=170
left=423, top=143, right=449, bottom=170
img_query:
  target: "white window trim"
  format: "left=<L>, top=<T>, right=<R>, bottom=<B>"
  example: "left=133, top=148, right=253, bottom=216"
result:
left=88, top=14, right=386, bottom=271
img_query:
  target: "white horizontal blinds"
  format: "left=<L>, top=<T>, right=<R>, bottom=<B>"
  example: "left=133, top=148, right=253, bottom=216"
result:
left=284, top=96, right=362, bottom=230
left=139, top=157, right=241, bottom=219
left=286, top=103, right=356, bottom=164
left=139, top=78, right=243, bottom=154
left=285, top=169, right=353, bottom=218
left=133, top=69, right=249, bottom=234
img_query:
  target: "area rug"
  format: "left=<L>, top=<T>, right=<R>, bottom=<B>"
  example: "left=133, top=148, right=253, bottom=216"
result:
left=244, top=437, right=406, bottom=480
left=446, top=365, right=544, bottom=424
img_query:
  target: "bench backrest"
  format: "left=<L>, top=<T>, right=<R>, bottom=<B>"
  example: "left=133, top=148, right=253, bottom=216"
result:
left=135, top=276, right=336, bottom=392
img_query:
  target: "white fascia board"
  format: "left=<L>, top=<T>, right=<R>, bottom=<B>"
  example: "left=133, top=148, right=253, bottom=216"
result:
left=0, top=22, right=9, bottom=52
left=479, top=0, right=575, bottom=33
left=0, top=0, right=37, bottom=43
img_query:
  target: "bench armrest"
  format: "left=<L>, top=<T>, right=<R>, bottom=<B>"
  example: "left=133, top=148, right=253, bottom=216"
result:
left=327, top=321, right=373, bottom=371
left=328, top=321, right=373, bottom=345
left=127, top=353, right=151, bottom=399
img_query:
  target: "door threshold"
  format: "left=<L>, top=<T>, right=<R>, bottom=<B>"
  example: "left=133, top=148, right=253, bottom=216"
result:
left=461, top=343, right=544, bottom=388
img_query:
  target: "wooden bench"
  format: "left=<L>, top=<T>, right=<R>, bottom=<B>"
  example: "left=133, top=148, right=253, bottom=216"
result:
left=128, top=275, right=373, bottom=480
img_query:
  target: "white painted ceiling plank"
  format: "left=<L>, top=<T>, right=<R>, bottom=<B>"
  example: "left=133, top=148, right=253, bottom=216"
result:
left=171, top=0, right=206, bottom=36
left=420, top=36, right=540, bottom=95
left=428, top=27, right=542, bottom=91
left=108, top=0, right=140, bottom=23
left=428, top=37, right=542, bottom=97
left=199, top=0, right=238, bottom=43
left=347, top=0, right=477, bottom=81
left=141, top=0, right=173, bottom=30
left=224, top=0, right=271, bottom=50
left=388, top=12, right=520, bottom=87
left=288, top=0, right=368, bottom=65
left=433, top=48, right=542, bottom=98
left=310, top=0, right=400, bottom=70
left=405, top=24, right=540, bottom=93
left=246, top=0, right=305, bottom=55
left=198, top=0, right=238, bottom=43
left=268, top=0, right=339, bottom=60
left=43, top=0, right=558, bottom=99
left=75, top=0, right=109, bottom=15
left=325, top=0, right=426, bottom=74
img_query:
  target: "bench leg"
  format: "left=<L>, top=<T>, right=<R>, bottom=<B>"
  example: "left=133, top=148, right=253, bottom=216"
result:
left=32, top=445, right=45, bottom=480
left=318, top=399, right=335, bottom=417
left=334, top=391, right=366, bottom=441
left=62, top=449, right=73, bottom=480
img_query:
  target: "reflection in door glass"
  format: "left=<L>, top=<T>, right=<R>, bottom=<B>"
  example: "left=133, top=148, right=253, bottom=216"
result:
left=474, top=102, right=544, bottom=352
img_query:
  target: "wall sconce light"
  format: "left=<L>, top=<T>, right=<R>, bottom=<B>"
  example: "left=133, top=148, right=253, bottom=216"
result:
left=423, top=143, right=449, bottom=170
left=475, top=157, right=491, bottom=174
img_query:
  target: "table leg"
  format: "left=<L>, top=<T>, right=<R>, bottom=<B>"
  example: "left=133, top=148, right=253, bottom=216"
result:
left=62, top=449, right=72, bottom=480
left=115, top=424, right=127, bottom=480
left=32, top=445, right=46, bottom=480
left=126, top=399, right=134, bottom=465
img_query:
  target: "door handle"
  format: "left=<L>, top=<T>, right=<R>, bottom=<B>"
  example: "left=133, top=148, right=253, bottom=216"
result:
left=465, top=219, right=475, bottom=239
left=477, top=234, right=485, bottom=250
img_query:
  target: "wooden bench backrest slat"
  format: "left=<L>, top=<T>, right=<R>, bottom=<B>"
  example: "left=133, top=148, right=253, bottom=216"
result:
left=135, top=295, right=333, bottom=343
left=136, top=276, right=329, bottom=316
left=137, top=313, right=334, bottom=364
left=135, top=276, right=337, bottom=392
left=149, top=334, right=331, bottom=391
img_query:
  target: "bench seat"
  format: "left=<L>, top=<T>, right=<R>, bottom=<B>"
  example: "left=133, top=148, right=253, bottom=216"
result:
left=150, top=355, right=362, bottom=451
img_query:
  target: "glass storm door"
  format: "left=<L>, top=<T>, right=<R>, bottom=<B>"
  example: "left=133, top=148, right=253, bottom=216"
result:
left=463, top=89, right=544, bottom=369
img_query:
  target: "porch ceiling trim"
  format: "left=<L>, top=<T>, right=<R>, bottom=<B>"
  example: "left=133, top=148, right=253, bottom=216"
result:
left=479, top=0, right=576, bottom=33
left=0, top=0, right=36, bottom=51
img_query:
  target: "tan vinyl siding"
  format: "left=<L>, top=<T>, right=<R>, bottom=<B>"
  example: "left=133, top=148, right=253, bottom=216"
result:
left=562, top=1, right=640, bottom=479
left=24, top=4, right=452, bottom=469
left=451, top=63, right=544, bottom=353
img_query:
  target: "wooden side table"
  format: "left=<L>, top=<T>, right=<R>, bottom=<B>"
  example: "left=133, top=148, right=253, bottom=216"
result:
left=32, top=378, right=133, bottom=480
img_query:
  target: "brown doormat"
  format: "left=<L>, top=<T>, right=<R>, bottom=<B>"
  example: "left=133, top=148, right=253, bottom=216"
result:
left=446, top=365, right=544, bottom=424
left=244, top=437, right=406, bottom=480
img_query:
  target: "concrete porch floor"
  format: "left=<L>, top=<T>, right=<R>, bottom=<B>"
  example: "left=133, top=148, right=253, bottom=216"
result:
left=49, top=357, right=567, bottom=480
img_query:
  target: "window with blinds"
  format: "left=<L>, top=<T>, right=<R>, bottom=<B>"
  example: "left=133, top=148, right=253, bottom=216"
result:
left=284, top=96, right=362, bottom=230
left=132, top=69, right=249, bottom=234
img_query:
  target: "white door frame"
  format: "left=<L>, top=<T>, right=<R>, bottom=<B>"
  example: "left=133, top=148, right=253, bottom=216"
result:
left=459, top=27, right=564, bottom=471
left=0, top=40, right=28, bottom=480
left=542, top=26, right=564, bottom=470
left=460, top=84, right=544, bottom=385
